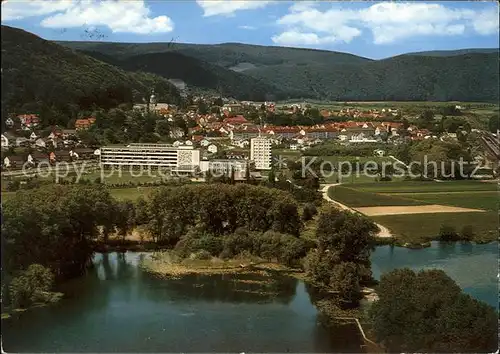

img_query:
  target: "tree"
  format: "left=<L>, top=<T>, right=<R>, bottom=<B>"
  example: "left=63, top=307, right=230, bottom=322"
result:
left=306, top=207, right=377, bottom=305
left=460, top=225, right=474, bottom=242
left=155, top=120, right=170, bottom=137
left=114, top=200, right=136, bottom=241
left=329, top=262, right=362, bottom=305
left=213, top=97, right=223, bottom=107
left=301, top=203, right=317, bottom=221
left=488, top=115, right=499, bottom=133
left=267, top=168, right=276, bottom=185
left=438, top=224, right=459, bottom=241
left=197, top=100, right=209, bottom=115
left=9, top=264, right=55, bottom=308
left=370, top=268, right=497, bottom=353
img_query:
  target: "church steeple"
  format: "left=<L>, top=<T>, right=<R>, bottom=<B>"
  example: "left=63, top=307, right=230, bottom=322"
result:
left=149, top=89, right=157, bottom=107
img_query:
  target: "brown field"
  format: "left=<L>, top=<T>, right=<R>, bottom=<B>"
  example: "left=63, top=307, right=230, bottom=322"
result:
left=355, top=204, right=486, bottom=216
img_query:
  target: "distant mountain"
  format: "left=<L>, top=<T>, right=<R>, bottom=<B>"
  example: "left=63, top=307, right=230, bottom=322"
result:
left=402, top=48, right=499, bottom=57
left=58, top=41, right=373, bottom=67
left=9, top=29, right=500, bottom=103
left=65, top=40, right=499, bottom=102
left=78, top=49, right=295, bottom=101
left=1, top=25, right=181, bottom=121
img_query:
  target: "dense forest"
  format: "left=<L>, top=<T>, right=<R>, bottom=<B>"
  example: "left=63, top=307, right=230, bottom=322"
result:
left=61, top=39, right=499, bottom=102
left=79, top=50, right=296, bottom=101
left=1, top=25, right=181, bottom=121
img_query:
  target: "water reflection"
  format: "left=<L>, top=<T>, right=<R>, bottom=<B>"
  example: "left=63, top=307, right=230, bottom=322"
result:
left=2, top=252, right=363, bottom=353
left=371, top=241, right=498, bottom=308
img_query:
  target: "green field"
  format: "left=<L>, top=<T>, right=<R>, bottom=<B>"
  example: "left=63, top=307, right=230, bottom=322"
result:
left=108, top=187, right=156, bottom=201
left=1, top=186, right=158, bottom=203
left=371, top=212, right=498, bottom=243
left=387, top=191, right=498, bottom=211
left=328, top=185, right=428, bottom=207
left=352, top=180, right=497, bottom=193
left=327, top=180, right=498, bottom=243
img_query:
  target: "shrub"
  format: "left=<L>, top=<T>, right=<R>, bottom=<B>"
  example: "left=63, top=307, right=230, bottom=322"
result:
left=6, top=180, right=20, bottom=192
left=438, top=224, right=459, bottom=241
left=9, top=264, right=54, bottom=308
left=175, top=232, right=223, bottom=258
left=460, top=225, right=474, bottom=242
left=191, top=250, right=212, bottom=260
left=279, top=236, right=308, bottom=267
left=221, top=229, right=256, bottom=258
left=302, top=203, right=318, bottom=221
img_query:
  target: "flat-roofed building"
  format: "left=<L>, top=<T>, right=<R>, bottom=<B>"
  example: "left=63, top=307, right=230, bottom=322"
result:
left=250, top=137, right=271, bottom=170
left=200, top=159, right=247, bottom=175
left=100, top=143, right=200, bottom=173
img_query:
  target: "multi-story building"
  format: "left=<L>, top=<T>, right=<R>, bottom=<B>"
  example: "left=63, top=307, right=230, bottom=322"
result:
left=200, top=159, right=248, bottom=177
left=250, top=137, right=271, bottom=170
left=100, top=143, right=200, bottom=174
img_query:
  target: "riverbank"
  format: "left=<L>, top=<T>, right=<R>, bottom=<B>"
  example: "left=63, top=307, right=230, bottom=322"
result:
left=140, top=251, right=305, bottom=279
left=141, top=251, right=383, bottom=352
left=1, top=291, right=64, bottom=320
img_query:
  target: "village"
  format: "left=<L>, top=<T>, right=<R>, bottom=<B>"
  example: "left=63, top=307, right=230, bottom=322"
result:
left=1, top=92, right=478, bottom=176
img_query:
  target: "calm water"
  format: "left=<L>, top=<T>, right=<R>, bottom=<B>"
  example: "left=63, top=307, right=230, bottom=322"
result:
left=371, top=241, right=498, bottom=309
left=2, top=252, right=362, bottom=353
left=3, top=242, right=498, bottom=352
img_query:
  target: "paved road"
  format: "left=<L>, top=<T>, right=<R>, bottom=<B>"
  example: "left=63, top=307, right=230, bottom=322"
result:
left=321, top=183, right=393, bottom=238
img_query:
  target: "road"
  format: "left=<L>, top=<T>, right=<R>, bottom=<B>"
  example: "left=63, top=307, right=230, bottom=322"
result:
left=321, top=183, right=393, bottom=238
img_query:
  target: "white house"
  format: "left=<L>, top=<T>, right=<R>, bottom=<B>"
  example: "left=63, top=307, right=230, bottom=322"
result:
left=5, top=117, right=14, bottom=128
left=69, top=150, right=79, bottom=160
left=289, top=144, right=298, bottom=151
left=169, top=127, right=184, bottom=139
left=1, top=134, right=9, bottom=149
left=173, top=140, right=183, bottom=147
left=30, top=132, right=38, bottom=140
left=207, top=144, right=218, bottom=154
left=185, top=140, right=193, bottom=146
left=34, top=138, right=46, bottom=148
left=374, top=149, right=385, bottom=157
left=234, top=140, right=249, bottom=148
left=200, top=139, right=211, bottom=147
left=3, top=156, right=10, bottom=167
left=16, top=137, right=29, bottom=147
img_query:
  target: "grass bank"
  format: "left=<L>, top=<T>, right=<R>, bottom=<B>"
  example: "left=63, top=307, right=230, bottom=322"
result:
left=140, top=251, right=304, bottom=279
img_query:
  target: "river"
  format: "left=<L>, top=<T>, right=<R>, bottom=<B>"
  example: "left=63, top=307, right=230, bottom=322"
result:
left=2, top=252, right=362, bottom=353
left=3, top=242, right=497, bottom=352
left=371, top=241, right=498, bottom=308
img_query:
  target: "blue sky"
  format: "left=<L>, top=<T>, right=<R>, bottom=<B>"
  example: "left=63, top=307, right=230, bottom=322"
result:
left=2, top=1, right=499, bottom=59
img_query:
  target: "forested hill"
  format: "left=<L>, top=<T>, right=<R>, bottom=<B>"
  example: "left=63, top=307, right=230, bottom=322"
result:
left=3, top=25, right=498, bottom=105
left=401, top=48, right=499, bottom=57
left=1, top=25, right=181, bottom=120
left=79, top=49, right=296, bottom=101
left=60, top=39, right=499, bottom=102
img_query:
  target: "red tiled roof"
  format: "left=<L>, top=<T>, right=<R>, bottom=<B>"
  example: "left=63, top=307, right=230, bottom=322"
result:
left=223, top=115, right=248, bottom=125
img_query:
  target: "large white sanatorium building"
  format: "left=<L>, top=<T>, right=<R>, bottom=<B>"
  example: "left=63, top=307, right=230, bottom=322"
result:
left=100, top=144, right=200, bottom=173
left=250, top=137, right=271, bottom=170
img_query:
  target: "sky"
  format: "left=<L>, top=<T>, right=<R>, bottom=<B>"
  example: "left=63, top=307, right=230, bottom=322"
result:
left=1, top=0, right=499, bottom=59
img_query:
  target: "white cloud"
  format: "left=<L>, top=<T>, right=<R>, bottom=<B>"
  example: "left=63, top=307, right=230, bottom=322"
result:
left=470, top=8, right=500, bottom=35
left=289, top=1, right=318, bottom=13
left=196, top=0, right=273, bottom=17
left=1, top=0, right=174, bottom=34
left=1, top=0, right=73, bottom=21
left=272, top=30, right=340, bottom=46
left=239, top=25, right=257, bottom=30
left=272, top=2, right=499, bottom=47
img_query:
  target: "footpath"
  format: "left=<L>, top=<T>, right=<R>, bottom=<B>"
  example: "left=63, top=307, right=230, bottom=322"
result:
left=320, top=183, right=393, bottom=238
